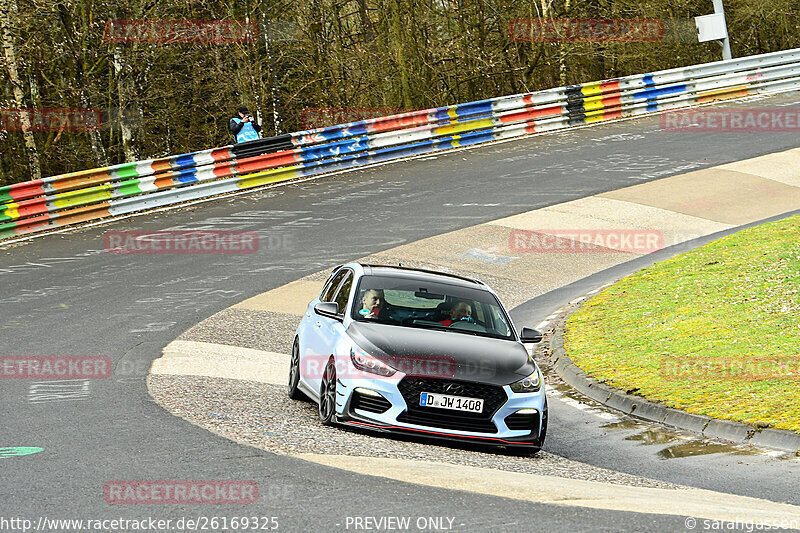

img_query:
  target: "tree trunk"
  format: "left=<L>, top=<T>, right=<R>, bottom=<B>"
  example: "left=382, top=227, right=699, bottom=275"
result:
left=1, top=0, right=41, bottom=180
left=112, top=40, right=138, bottom=161
left=356, top=0, right=374, bottom=43
left=56, top=3, right=108, bottom=167
left=262, top=13, right=283, bottom=134
left=559, top=0, right=571, bottom=86
left=390, top=0, right=413, bottom=108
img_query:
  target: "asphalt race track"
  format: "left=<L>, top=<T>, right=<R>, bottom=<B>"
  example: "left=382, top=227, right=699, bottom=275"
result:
left=2, top=92, right=800, bottom=532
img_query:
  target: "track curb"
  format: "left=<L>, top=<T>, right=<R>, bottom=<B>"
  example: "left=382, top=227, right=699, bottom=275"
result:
left=546, top=300, right=800, bottom=454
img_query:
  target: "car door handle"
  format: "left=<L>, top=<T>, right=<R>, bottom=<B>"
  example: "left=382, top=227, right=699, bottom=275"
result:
left=315, top=321, right=322, bottom=328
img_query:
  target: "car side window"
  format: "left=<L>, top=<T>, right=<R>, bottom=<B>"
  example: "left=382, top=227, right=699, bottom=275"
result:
left=487, top=304, right=511, bottom=337
left=321, top=270, right=347, bottom=302
left=332, top=271, right=354, bottom=315
left=474, top=301, right=486, bottom=323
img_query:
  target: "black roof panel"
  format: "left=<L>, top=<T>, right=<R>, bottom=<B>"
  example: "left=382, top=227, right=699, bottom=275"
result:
left=359, top=263, right=485, bottom=288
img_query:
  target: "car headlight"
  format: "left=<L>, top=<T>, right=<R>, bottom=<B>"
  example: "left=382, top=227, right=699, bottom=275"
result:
left=510, top=366, right=541, bottom=393
left=350, top=347, right=396, bottom=377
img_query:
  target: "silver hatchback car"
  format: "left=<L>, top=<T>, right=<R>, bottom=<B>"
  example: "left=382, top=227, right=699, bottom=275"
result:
left=288, top=263, right=547, bottom=453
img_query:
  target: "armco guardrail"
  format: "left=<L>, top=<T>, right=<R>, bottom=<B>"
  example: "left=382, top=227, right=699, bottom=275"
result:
left=2, top=48, right=800, bottom=241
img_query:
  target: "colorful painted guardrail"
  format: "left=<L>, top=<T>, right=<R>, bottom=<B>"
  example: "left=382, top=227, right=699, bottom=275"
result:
left=2, top=47, right=800, bottom=241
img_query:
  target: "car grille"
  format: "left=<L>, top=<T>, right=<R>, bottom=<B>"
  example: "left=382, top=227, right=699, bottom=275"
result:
left=396, top=378, right=507, bottom=434
left=351, top=391, right=392, bottom=414
left=504, top=410, right=540, bottom=432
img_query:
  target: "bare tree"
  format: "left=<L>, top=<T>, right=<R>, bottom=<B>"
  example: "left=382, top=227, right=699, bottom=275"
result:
left=56, top=2, right=108, bottom=167
left=1, top=0, right=41, bottom=179
left=110, top=9, right=139, bottom=162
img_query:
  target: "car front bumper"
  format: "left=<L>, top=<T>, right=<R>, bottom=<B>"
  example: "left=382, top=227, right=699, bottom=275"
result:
left=335, top=374, right=546, bottom=448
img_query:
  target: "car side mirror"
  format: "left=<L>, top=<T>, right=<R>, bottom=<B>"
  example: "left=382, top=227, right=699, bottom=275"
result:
left=520, top=327, right=543, bottom=343
left=314, top=301, right=341, bottom=319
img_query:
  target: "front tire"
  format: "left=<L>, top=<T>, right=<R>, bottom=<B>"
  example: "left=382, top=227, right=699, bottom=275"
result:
left=536, top=399, right=548, bottom=448
left=288, top=339, right=305, bottom=400
left=318, top=357, right=337, bottom=425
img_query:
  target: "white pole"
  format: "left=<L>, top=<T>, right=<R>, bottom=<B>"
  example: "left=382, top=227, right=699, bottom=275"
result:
left=712, top=0, right=733, bottom=60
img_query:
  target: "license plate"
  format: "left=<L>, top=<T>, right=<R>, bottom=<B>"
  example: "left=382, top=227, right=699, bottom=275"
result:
left=419, top=392, right=483, bottom=413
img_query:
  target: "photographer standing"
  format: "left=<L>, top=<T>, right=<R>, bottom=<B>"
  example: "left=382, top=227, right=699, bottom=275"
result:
left=229, top=106, right=262, bottom=143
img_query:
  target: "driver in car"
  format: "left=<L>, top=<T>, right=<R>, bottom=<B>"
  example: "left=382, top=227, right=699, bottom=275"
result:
left=359, top=289, right=385, bottom=319
left=440, top=301, right=473, bottom=326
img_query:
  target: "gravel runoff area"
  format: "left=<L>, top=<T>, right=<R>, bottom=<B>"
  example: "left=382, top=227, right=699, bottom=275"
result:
left=147, top=373, right=679, bottom=490
left=179, top=307, right=300, bottom=355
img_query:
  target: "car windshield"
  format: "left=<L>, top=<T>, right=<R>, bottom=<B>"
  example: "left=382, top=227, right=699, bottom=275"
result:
left=351, top=273, right=516, bottom=340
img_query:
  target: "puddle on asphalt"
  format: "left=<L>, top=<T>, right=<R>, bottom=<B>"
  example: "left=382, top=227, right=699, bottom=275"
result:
left=657, top=441, right=760, bottom=460
left=626, top=429, right=682, bottom=446
left=601, top=421, right=682, bottom=446
left=600, top=419, right=762, bottom=459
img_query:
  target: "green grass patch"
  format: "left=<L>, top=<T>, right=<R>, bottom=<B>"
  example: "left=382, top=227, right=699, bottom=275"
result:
left=565, top=215, right=800, bottom=432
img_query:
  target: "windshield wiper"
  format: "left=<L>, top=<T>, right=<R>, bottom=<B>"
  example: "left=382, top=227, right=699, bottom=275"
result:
left=359, top=319, right=511, bottom=340
left=410, top=322, right=511, bottom=340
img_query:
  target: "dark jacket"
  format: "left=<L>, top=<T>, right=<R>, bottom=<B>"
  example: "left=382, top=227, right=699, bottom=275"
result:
left=229, top=116, right=262, bottom=141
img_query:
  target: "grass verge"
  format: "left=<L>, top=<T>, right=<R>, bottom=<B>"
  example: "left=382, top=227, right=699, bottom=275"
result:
left=565, top=214, right=800, bottom=432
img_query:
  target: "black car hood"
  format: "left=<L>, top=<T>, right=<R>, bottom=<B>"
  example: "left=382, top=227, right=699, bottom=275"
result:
left=346, top=321, right=534, bottom=386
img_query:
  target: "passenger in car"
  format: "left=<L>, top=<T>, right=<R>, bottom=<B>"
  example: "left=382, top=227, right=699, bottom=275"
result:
left=359, top=289, right=385, bottom=319
left=439, top=301, right=473, bottom=326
